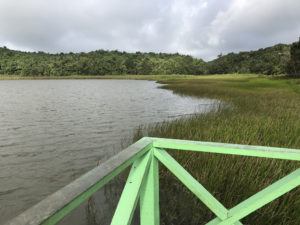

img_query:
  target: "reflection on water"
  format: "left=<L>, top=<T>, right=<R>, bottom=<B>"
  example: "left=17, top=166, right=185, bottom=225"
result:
left=0, top=80, right=217, bottom=224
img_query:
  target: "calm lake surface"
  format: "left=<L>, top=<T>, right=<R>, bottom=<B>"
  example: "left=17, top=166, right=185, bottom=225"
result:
left=0, top=80, right=216, bottom=224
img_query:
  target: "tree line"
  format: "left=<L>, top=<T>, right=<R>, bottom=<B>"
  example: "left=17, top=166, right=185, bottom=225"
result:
left=208, top=44, right=291, bottom=75
left=0, top=40, right=299, bottom=77
left=288, top=38, right=300, bottom=77
left=0, top=48, right=206, bottom=76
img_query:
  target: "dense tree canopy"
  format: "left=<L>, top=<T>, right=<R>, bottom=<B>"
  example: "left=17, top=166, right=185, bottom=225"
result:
left=0, top=41, right=299, bottom=76
left=288, top=39, right=300, bottom=77
left=0, top=47, right=207, bottom=76
left=208, top=44, right=291, bottom=75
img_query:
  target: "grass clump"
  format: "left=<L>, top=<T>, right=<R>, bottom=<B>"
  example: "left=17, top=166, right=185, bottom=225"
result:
left=134, top=75, right=300, bottom=225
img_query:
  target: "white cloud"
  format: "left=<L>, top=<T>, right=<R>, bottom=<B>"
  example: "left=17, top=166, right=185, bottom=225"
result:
left=0, top=0, right=299, bottom=60
left=206, top=0, right=300, bottom=55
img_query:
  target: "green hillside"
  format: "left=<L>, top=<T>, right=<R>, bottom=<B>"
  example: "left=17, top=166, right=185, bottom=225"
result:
left=288, top=39, right=300, bottom=76
left=0, top=47, right=206, bottom=76
left=0, top=41, right=299, bottom=77
left=208, top=44, right=291, bottom=75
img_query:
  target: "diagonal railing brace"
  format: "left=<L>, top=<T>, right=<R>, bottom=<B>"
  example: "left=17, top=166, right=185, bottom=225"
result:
left=153, top=148, right=243, bottom=225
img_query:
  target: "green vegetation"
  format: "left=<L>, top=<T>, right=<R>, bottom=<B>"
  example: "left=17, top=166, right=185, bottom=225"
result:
left=288, top=39, right=300, bottom=76
left=208, top=44, right=291, bottom=75
left=0, top=47, right=206, bottom=76
left=134, top=75, right=300, bottom=225
left=1, top=39, right=299, bottom=77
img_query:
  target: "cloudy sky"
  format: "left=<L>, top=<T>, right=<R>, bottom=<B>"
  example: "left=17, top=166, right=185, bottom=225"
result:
left=0, top=0, right=299, bottom=60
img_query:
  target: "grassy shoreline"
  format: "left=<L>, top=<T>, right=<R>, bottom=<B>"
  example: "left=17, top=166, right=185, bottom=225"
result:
left=0, top=74, right=268, bottom=80
left=134, top=75, right=300, bottom=224
left=0, top=74, right=208, bottom=80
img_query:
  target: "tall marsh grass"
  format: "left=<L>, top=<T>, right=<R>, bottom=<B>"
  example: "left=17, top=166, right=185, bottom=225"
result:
left=134, top=76, right=300, bottom=225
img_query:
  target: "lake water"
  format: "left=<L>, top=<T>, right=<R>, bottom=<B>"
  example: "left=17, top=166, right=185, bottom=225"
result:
left=0, top=80, right=216, bottom=224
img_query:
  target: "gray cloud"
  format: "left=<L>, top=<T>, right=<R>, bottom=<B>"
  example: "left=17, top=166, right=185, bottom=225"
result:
left=0, top=0, right=299, bottom=60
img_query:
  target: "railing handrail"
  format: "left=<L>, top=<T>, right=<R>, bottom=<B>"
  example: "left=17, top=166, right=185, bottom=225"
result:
left=152, top=137, right=300, bottom=160
left=6, top=137, right=300, bottom=225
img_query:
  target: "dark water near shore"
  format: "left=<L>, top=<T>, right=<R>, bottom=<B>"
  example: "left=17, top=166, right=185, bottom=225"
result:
left=0, top=80, right=216, bottom=224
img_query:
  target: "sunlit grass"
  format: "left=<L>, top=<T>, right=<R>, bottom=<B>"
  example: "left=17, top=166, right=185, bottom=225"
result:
left=134, top=76, right=300, bottom=225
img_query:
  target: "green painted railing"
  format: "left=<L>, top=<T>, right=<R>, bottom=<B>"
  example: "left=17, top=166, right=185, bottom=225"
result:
left=7, top=137, right=300, bottom=225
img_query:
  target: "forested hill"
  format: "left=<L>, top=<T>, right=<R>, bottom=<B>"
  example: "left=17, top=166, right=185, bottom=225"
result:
left=0, top=42, right=297, bottom=76
left=208, top=44, right=291, bottom=75
left=0, top=47, right=206, bottom=76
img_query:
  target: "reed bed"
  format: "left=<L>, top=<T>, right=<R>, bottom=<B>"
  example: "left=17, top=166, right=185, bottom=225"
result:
left=134, top=75, right=300, bottom=225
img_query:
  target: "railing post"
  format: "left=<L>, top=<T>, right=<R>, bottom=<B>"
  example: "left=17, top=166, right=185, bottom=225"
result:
left=110, top=152, right=152, bottom=225
left=140, top=148, right=160, bottom=225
